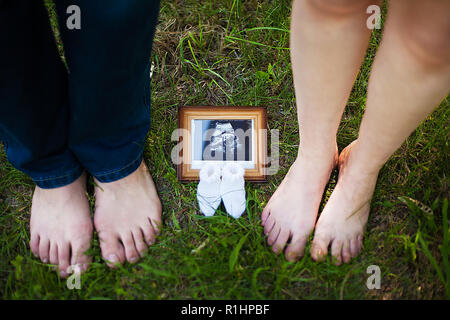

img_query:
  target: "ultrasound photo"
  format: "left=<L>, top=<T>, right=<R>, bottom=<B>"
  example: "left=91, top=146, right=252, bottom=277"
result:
left=192, top=119, right=253, bottom=162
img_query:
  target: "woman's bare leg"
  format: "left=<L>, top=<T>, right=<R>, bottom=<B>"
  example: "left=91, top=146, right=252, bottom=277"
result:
left=311, top=0, right=450, bottom=264
left=262, top=0, right=376, bottom=261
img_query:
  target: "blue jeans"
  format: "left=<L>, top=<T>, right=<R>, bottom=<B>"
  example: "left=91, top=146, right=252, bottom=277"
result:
left=0, top=0, right=160, bottom=188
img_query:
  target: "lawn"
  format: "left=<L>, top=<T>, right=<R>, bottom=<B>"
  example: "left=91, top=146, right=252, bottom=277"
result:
left=0, top=0, right=449, bottom=299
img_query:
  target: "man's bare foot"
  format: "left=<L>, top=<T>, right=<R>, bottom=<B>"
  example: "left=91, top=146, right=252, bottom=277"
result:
left=310, top=140, right=378, bottom=265
left=29, top=172, right=93, bottom=278
left=93, top=159, right=162, bottom=267
left=261, top=145, right=338, bottom=261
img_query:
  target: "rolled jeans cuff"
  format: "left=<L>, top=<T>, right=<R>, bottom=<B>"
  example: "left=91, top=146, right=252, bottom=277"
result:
left=32, top=165, right=84, bottom=189
left=93, top=153, right=143, bottom=183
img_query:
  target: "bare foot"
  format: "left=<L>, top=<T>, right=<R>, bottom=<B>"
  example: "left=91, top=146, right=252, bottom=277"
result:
left=310, top=140, right=377, bottom=265
left=261, top=145, right=338, bottom=261
left=29, top=172, right=93, bottom=278
left=93, top=159, right=162, bottom=267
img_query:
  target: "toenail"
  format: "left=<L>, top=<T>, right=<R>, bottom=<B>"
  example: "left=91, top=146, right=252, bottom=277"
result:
left=42, top=258, right=48, bottom=263
left=60, top=271, right=67, bottom=277
left=130, top=257, right=138, bottom=263
left=108, top=254, right=118, bottom=263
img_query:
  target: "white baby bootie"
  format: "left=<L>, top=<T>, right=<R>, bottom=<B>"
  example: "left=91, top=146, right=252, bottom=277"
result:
left=197, top=162, right=222, bottom=216
left=220, top=162, right=246, bottom=219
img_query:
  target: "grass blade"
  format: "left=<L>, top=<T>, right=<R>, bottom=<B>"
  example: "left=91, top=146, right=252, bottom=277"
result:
left=418, top=232, right=445, bottom=286
left=441, top=198, right=449, bottom=297
left=229, top=232, right=249, bottom=272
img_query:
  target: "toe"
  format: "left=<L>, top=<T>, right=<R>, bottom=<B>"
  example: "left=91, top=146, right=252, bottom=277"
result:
left=267, top=225, right=281, bottom=246
left=30, top=233, right=40, bottom=258
left=285, top=235, right=307, bottom=262
left=264, top=215, right=276, bottom=235
left=261, top=207, right=270, bottom=225
left=49, top=242, right=58, bottom=266
left=141, top=220, right=156, bottom=245
left=149, top=217, right=162, bottom=236
left=99, top=233, right=126, bottom=268
left=71, top=239, right=92, bottom=272
left=350, top=238, right=360, bottom=258
left=121, top=232, right=140, bottom=263
left=310, top=233, right=331, bottom=262
left=272, top=229, right=290, bottom=254
left=342, top=240, right=351, bottom=264
left=38, top=237, right=50, bottom=264
left=331, top=239, right=344, bottom=266
left=358, top=234, right=363, bottom=252
left=132, top=228, right=148, bottom=257
left=58, top=242, right=71, bottom=278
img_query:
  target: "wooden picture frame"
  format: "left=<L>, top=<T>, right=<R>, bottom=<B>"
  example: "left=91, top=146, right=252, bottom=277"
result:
left=177, top=106, right=267, bottom=182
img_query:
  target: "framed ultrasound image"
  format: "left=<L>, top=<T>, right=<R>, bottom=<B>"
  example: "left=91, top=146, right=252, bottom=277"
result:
left=176, top=106, right=267, bottom=182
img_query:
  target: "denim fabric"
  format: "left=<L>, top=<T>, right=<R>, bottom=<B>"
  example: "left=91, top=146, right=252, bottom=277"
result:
left=0, top=0, right=160, bottom=188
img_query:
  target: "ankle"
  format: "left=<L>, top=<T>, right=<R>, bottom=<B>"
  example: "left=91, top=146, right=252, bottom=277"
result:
left=297, top=143, right=338, bottom=163
left=341, top=140, right=382, bottom=177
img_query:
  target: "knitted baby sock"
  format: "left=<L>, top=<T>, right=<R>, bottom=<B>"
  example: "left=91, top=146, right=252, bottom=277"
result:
left=197, top=162, right=222, bottom=216
left=220, top=162, right=246, bottom=219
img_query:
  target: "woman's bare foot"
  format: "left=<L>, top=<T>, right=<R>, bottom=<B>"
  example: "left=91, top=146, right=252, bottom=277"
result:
left=311, top=140, right=378, bottom=265
left=29, top=172, right=93, bottom=278
left=93, top=159, right=162, bottom=267
left=261, top=145, right=338, bottom=261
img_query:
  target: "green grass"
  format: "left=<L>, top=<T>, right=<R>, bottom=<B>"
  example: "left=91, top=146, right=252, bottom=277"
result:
left=0, top=0, right=449, bottom=299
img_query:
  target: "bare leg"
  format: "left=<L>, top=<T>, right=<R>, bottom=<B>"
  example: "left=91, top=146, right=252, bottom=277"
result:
left=311, top=0, right=450, bottom=264
left=262, top=0, right=376, bottom=261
